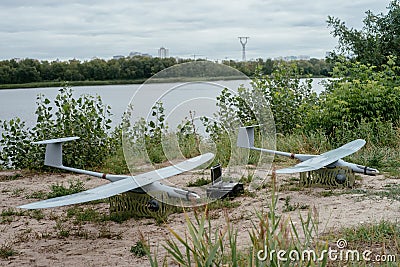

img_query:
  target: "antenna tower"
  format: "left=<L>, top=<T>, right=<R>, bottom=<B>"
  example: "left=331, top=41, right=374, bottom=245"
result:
left=238, top=37, right=249, bottom=61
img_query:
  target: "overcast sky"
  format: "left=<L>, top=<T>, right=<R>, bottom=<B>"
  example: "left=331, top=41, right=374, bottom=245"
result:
left=0, top=0, right=390, bottom=61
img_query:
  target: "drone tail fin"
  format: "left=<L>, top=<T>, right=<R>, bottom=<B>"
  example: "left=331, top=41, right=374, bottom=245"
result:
left=237, top=126, right=255, bottom=148
left=32, top=137, right=79, bottom=167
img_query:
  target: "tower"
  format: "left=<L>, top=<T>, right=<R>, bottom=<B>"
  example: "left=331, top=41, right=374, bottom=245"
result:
left=238, top=37, right=249, bottom=61
left=158, top=47, right=169, bottom=59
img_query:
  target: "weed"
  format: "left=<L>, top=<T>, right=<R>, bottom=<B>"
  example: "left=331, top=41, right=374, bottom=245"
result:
left=29, top=210, right=45, bottom=221
left=154, top=171, right=329, bottom=266
left=186, top=177, right=211, bottom=187
left=239, top=173, right=254, bottom=184
left=242, top=189, right=256, bottom=198
left=0, top=243, right=18, bottom=259
left=11, top=188, right=24, bottom=197
left=26, top=190, right=46, bottom=200
left=319, top=190, right=335, bottom=197
left=55, top=219, right=70, bottom=238
left=98, top=147, right=129, bottom=174
left=67, top=207, right=101, bottom=223
left=336, top=220, right=400, bottom=259
left=206, top=199, right=241, bottom=210
left=58, top=228, right=70, bottom=238
left=343, top=184, right=400, bottom=202
left=282, top=196, right=297, bottom=212
left=130, top=241, right=148, bottom=258
left=1, top=208, right=25, bottom=217
left=0, top=173, right=22, bottom=182
left=47, top=179, right=85, bottom=199
left=97, top=225, right=122, bottom=239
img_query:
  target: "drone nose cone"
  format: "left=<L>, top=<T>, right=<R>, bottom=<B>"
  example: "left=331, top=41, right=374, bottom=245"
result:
left=366, top=167, right=379, bottom=176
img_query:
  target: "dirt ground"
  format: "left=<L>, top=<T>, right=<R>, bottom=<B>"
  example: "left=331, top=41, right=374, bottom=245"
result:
left=0, top=166, right=399, bottom=267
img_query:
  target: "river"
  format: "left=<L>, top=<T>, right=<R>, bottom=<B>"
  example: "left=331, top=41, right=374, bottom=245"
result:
left=0, top=78, right=326, bottom=134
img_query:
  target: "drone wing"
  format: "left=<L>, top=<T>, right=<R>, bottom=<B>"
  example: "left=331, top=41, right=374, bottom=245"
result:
left=276, top=139, right=366, bottom=174
left=18, top=153, right=214, bottom=209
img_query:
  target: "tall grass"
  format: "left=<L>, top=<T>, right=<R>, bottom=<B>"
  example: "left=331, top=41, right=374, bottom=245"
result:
left=146, top=172, right=329, bottom=266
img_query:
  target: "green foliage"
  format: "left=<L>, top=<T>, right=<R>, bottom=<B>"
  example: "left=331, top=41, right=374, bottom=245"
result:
left=67, top=207, right=102, bottom=223
left=0, top=85, right=117, bottom=169
left=162, top=209, right=228, bottom=266
left=339, top=220, right=400, bottom=254
left=0, top=243, right=18, bottom=259
left=153, top=175, right=328, bottom=267
left=186, top=177, right=211, bottom=187
left=304, top=59, right=400, bottom=145
left=177, top=111, right=201, bottom=158
left=47, top=180, right=85, bottom=199
left=123, top=102, right=169, bottom=164
left=253, top=61, right=317, bottom=134
left=0, top=57, right=178, bottom=85
left=0, top=57, right=332, bottom=87
left=1, top=207, right=26, bottom=217
left=327, top=0, right=400, bottom=67
left=144, top=102, right=167, bottom=164
left=130, top=241, right=148, bottom=258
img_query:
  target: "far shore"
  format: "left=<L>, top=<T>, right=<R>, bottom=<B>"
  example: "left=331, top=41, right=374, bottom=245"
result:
left=0, top=75, right=328, bottom=90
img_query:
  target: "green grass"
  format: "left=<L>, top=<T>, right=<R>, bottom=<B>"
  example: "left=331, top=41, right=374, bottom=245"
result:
left=1, top=207, right=26, bottom=217
left=331, top=220, right=400, bottom=263
left=46, top=180, right=85, bottom=199
left=186, top=177, right=211, bottom=187
left=67, top=207, right=102, bottom=223
left=130, top=241, right=148, bottom=257
left=0, top=243, right=18, bottom=259
left=148, top=174, right=329, bottom=267
left=97, top=147, right=129, bottom=175
left=0, top=173, right=23, bottom=182
left=282, top=196, right=309, bottom=212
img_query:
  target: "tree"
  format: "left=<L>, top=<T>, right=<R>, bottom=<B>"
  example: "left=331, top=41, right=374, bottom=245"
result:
left=327, top=0, right=400, bottom=67
left=252, top=61, right=317, bottom=134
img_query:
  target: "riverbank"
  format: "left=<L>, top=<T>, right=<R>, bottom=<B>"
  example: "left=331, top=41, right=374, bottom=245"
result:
left=0, top=75, right=329, bottom=90
left=0, top=79, right=147, bottom=90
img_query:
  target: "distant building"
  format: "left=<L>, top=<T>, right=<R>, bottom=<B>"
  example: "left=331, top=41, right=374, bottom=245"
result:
left=158, top=47, right=169, bottom=59
left=129, top=51, right=152, bottom=58
left=113, top=55, right=125, bottom=59
left=298, top=55, right=310, bottom=60
left=275, top=55, right=311, bottom=61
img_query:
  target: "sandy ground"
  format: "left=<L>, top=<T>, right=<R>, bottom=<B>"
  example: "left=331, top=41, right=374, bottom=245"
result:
left=0, top=166, right=399, bottom=266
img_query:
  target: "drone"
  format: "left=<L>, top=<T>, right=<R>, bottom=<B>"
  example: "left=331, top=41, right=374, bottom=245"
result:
left=18, top=137, right=214, bottom=209
left=237, top=126, right=379, bottom=178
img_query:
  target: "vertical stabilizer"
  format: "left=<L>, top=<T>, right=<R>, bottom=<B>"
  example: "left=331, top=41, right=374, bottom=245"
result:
left=237, top=126, right=255, bottom=148
left=32, top=137, right=79, bottom=167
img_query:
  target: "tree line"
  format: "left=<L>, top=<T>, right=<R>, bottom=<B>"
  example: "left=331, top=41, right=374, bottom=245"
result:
left=0, top=56, right=332, bottom=86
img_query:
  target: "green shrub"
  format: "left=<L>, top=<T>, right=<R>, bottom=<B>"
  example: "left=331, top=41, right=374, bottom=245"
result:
left=304, top=58, right=400, bottom=144
left=252, top=61, right=317, bottom=134
left=0, top=85, right=118, bottom=170
left=0, top=243, right=18, bottom=259
left=47, top=180, right=85, bottom=199
left=130, top=241, right=148, bottom=257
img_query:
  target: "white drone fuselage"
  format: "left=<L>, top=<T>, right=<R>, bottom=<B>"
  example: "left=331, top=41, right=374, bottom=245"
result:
left=18, top=137, right=214, bottom=209
left=237, top=126, right=379, bottom=176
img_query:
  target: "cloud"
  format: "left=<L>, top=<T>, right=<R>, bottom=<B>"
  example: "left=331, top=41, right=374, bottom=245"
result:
left=0, top=0, right=390, bottom=60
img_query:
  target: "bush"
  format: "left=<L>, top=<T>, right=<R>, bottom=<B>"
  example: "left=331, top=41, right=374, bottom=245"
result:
left=0, top=85, right=117, bottom=169
left=304, top=58, right=400, bottom=143
left=252, top=61, right=317, bottom=134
